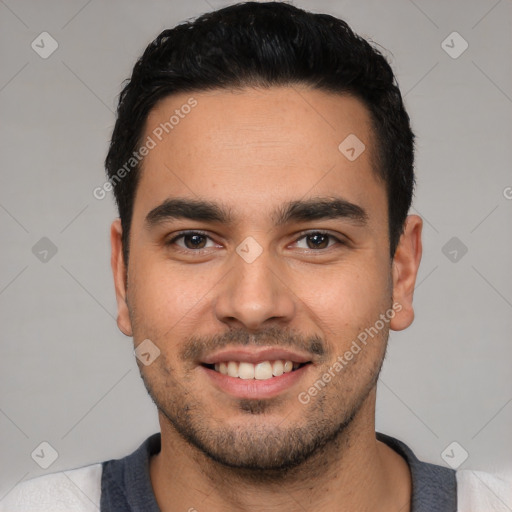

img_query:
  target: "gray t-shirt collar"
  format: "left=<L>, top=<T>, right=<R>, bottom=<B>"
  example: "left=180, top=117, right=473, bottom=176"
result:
left=100, top=431, right=457, bottom=511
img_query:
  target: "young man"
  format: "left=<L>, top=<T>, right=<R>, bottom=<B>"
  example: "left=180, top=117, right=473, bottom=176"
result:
left=1, top=2, right=507, bottom=511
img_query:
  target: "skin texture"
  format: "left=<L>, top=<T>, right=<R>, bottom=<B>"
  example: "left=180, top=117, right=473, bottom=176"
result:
left=111, top=86, right=422, bottom=511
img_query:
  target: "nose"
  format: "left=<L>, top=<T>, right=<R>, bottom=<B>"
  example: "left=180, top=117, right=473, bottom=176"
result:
left=213, top=243, right=296, bottom=331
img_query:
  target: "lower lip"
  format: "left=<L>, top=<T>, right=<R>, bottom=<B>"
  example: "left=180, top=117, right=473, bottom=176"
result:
left=200, top=364, right=311, bottom=400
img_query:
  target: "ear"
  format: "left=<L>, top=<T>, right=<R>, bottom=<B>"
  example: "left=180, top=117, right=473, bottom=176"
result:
left=110, top=219, right=133, bottom=336
left=390, top=215, right=423, bottom=331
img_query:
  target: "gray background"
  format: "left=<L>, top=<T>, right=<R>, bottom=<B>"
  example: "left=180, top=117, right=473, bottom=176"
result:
left=1, top=0, right=511, bottom=499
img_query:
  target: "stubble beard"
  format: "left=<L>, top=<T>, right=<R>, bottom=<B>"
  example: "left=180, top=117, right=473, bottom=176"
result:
left=139, top=344, right=387, bottom=478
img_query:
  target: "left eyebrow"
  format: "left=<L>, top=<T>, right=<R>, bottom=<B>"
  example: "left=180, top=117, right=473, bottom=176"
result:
left=144, top=196, right=368, bottom=229
left=272, top=197, right=368, bottom=226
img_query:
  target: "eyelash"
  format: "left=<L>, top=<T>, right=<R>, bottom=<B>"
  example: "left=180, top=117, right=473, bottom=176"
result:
left=166, top=230, right=345, bottom=254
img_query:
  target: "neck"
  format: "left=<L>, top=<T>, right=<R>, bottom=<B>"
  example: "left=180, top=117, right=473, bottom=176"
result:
left=149, top=389, right=411, bottom=512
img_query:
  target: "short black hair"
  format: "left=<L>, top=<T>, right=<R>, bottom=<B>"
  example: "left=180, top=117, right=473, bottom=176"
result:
left=105, top=1, right=415, bottom=264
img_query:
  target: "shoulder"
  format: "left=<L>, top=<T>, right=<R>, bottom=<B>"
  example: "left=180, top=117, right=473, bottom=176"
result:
left=456, top=468, right=512, bottom=512
left=0, top=463, right=102, bottom=512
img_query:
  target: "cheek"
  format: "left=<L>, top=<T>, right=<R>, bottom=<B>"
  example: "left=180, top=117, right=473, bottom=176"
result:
left=128, top=258, right=216, bottom=338
left=296, top=259, right=391, bottom=339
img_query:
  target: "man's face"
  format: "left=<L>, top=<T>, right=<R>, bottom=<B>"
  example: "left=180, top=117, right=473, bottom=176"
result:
left=112, top=86, right=417, bottom=470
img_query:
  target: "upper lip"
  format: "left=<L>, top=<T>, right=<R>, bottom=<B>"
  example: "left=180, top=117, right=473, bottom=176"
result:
left=201, top=347, right=313, bottom=365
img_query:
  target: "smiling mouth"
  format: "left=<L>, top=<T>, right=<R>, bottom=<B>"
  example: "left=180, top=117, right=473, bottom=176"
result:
left=201, top=360, right=311, bottom=380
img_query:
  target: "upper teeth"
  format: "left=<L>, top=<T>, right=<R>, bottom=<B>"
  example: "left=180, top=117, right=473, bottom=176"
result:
left=213, top=360, right=297, bottom=380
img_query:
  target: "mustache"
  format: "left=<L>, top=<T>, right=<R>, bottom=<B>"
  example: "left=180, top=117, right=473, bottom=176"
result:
left=180, top=326, right=326, bottom=362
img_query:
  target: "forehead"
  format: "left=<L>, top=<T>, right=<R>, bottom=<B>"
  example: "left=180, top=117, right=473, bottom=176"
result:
left=134, top=86, right=385, bottom=225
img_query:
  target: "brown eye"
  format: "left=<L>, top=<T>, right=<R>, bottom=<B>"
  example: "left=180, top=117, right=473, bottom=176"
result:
left=182, top=234, right=207, bottom=249
left=305, top=233, right=330, bottom=249
left=167, top=231, right=216, bottom=251
left=294, top=231, right=341, bottom=250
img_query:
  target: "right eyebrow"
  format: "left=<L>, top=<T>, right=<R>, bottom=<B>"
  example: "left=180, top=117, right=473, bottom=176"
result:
left=145, top=198, right=233, bottom=228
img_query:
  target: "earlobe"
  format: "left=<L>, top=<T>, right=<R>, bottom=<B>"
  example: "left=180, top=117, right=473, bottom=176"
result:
left=110, top=219, right=133, bottom=337
left=390, top=215, right=423, bottom=332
